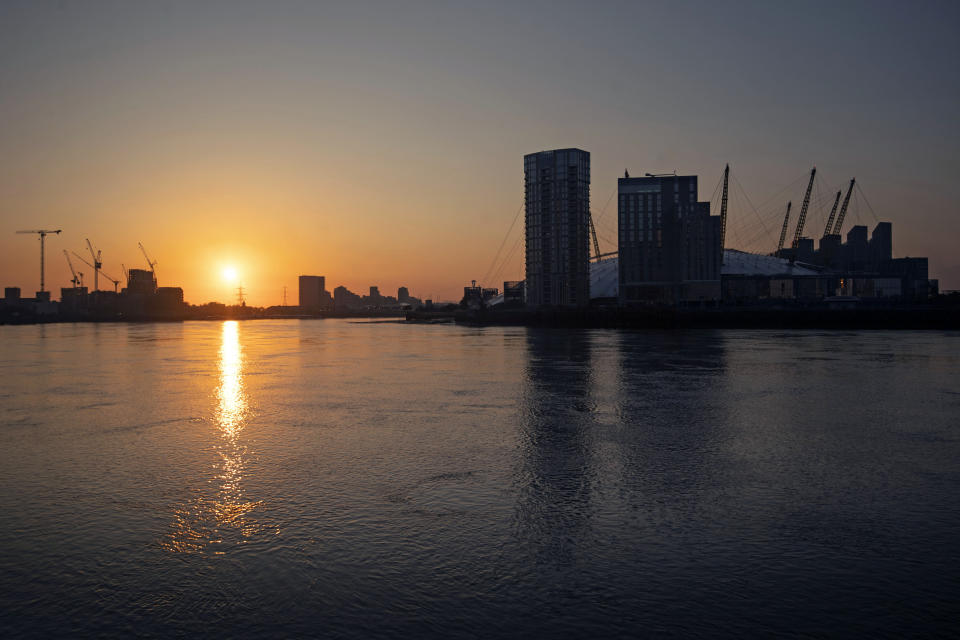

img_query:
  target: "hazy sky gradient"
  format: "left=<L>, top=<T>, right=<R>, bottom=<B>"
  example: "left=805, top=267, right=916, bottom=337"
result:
left=2, top=0, right=958, bottom=303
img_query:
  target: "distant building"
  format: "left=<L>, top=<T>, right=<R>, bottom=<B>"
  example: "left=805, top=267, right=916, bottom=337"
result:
left=4, top=287, right=20, bottom=300
left=156, top=287, right=184, bottom=305
left=334, top=285, right=362, bottom=311
left=524, top=148, right=591, bottom=307
left=398, top=286, right=410, bottom=303
left=127, top=269, right=157, bottom=295
left=154, top=287, right=186, bottom=316
left=299, top=275, right=326, bottom=310
left=845, top=226, right=869, bottom=272
left=59, top=287, right=88, bottom=313
left=503, top=281, right=525, bottom=305
left=870, top=222, right=892, bottom=269
left=884, top=257, right=930, bottom=299
left=617, top=173, right=721, bottom=306
left=462, top=281, right=483, bottom=307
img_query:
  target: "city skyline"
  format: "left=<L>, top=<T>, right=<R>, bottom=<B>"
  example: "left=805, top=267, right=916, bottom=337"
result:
left=2, top=3, right=959, bottom=635
left=1, top=1, right=958, bottom=305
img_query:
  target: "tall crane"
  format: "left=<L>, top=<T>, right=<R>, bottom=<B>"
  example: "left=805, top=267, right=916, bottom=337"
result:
left=72, top=252, right=120, bottom=293
left=63, top=250, right=80, bottom=287
left=791, top=167, right=816, bottom=249
left=776, top=202, right=792, bottom=254
left=86, top=238, right=103, bottom=292
left=138, top=242, right=157, bottom=276
left=15, top=229, right=61, bottom=293
left=719, top=164, right=729, bottom=251
left=823, top=190, right=842, bottom=237
left=832, top=178, right=856, bottom=236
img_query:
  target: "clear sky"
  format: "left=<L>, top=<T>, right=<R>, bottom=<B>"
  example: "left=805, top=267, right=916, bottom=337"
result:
left=2, top=0, right=958, bottom=303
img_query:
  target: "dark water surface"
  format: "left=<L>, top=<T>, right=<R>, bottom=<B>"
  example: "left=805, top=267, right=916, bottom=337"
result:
left=1, top=320, right=958, bottom=638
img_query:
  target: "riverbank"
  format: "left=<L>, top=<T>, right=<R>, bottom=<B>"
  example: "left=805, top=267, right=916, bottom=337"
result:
left=452, top=305, right=960, bottom=330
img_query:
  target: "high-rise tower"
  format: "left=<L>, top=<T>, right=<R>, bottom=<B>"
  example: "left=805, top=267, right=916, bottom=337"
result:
left=617, top=174, right=721, bottom=305
left=524, top=148, right=590, bottom=307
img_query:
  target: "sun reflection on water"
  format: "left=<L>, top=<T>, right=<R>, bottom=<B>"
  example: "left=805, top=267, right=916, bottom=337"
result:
left=162, top=321, right=266, bottom=553
left=217, top=320, right=246, bottom=438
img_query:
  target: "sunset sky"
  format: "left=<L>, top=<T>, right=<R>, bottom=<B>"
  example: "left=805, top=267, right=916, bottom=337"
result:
left=2, top=0, right=958, bottom=304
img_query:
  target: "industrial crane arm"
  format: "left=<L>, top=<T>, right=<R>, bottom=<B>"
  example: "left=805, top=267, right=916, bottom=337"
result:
left=720, top=164, right=729, bottom=250
left=791, top=167, right=816, bottom=249
left=588, top=214, right=601, bottom=262
left=777, top=202, right=792, bottom=254
left=63, top=250, right=79, bottom=286
left=823, top=190, right=842, bottom=237
left=138, top=242, right=157, bottom=273
left=833, top=178, right=856, bottom=236
left=72, top=251, right=120, bottom=291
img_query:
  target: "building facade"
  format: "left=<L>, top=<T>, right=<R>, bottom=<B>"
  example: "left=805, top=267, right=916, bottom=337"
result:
left=298, top=275, right=326, bottom=309
left=524, top=148, right=591, bottom=307
left=617, top=174, right=721, bottom=305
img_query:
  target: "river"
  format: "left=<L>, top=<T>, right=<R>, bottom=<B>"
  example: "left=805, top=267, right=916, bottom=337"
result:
left=1, top=320, right=957, bottom=637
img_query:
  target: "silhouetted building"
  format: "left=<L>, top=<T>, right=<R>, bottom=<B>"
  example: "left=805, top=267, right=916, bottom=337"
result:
left=617, top=173, right=721, bottom=306
left=59, top=287, right=88, bottom=313
left=156, top=287, right=184, bottom=305
left=795, top=237, right=815, bottom=264
left=127, top=269, right=157, bottom=295
left=398, top=287, right=410, bottom=303
left=845, top=226, right=869, bottom=272
left=818, top=234, right=843, bottom=270
left=151, top=287, right=185, bottom=316
left=299, top=275, right=326, bottom=310
left=503, top=280, right=525, bottom=305
left=883, top=257, right=930, bottom=299
left=524, top=148, right=591, bottom=307
left=334, top=285, right=362, bottom=311
left=4, top=287, right=20, bottom=300
left=870, top=222, right=892, bottom=269
left=462, top=281, right=483, bottom=307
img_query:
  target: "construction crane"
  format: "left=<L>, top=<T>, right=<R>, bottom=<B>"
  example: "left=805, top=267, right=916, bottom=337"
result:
left=121, top=264, right=129, bottom=282
left=832, top=178, right=856, bottom=236
left=823, top=190, right=842, bottom=237
left=72, top=251, right=121, bottom=293
left=63, top=250, right=80, bottom=287
left=138, top=242, right=157, bottom=275
left=86, top=238, right=103, bottom=292
left=791, top=167, right=816, bottom=249
left=719, top=163, right=729, bottom=251
left=588, top=213, right=602, bottom=263
left=776, top=202, right=792, bottom=254
left=15, top=229, right=61, bottom=292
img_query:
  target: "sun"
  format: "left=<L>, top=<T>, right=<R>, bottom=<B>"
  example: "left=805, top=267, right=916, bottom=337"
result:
left=222, top=267, right=238, bottom=282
